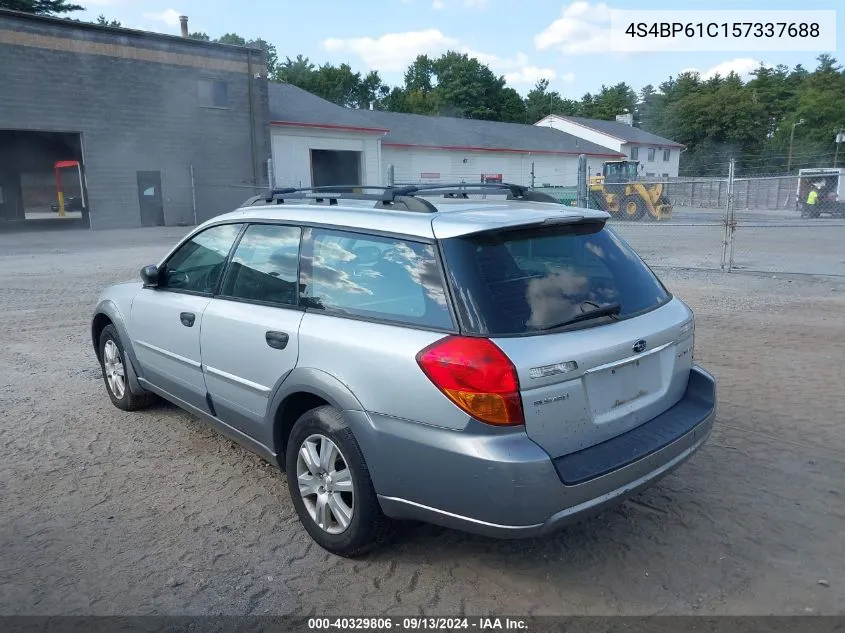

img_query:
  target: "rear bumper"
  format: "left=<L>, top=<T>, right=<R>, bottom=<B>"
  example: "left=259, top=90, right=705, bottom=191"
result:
left=356, top=366, right=716, bottom=539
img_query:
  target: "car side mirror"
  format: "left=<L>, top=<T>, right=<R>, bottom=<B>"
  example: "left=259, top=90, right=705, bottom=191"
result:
left=140, top=264, right=160, bottom=288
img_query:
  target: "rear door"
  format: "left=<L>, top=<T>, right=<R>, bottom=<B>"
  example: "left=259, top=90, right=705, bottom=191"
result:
left=439, top=221, right=695, bottom=458
left=200, top=223, right=304, bottom=446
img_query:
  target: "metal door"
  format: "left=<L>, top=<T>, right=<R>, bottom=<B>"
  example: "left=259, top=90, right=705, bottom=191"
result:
left=137, top=171, right=165, bottom=227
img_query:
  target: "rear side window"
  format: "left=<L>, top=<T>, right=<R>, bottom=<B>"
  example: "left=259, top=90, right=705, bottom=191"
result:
left=440, top=222, right=670, bottom=336
left=220, top=224, right=301, bottom=306
left=300, top=228, right=453, bottom=329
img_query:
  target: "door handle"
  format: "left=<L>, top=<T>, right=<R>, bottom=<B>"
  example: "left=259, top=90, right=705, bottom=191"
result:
left=180, top=312, right=196, bottom=327
left=265, top=331, right=289, bottom=350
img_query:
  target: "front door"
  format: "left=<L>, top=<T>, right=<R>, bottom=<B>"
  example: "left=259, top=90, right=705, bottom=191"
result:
left=130, top=223, right=244, bottom=411
left=200, top=223, right=304, bottom=446
left=137, top=171, right=165, bottom=227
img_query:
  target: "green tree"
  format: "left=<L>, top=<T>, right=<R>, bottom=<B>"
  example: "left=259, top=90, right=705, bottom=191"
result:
left=0, top=0, right=82, bottom=14
left=95, top=14, right=121, bottom=27
left=357, top=70, right=389, bottom=109
left=215, top=33, right=246, bottom=46
left=497, top=87, right=527, bottom=123
left=275, top=55, right=316, bottom=88
left=404, top=55, right=435, bottom=93
left=589, top=83, right=637, bottom=120
left=525, top=79, right=569, bottom=123
left=189, top=32, right=211, bottom=41
left=430, top=51, right=506, bottom=119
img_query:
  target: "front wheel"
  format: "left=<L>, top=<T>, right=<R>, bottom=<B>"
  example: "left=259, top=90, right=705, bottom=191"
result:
left=285, top=406, right=393, bottom=557
left=98, top=324, right=157, bottom=411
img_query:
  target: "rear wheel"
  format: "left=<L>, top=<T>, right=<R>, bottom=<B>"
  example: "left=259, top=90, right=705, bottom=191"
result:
left=285, top=405, right=393, bottom=557
left=620, top=194, right=647, bottom=221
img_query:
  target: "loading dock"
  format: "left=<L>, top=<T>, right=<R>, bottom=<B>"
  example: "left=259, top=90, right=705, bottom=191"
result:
left=0, top=130, right=88, bottom=229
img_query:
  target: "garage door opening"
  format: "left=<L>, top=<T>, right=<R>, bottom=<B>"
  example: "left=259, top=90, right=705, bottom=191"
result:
left=0, top=130, right=88, bottom=230
left=310, top=149, right=362, bottom=191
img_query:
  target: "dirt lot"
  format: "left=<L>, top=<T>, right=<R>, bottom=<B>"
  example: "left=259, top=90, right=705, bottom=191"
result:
left=1, top=227, right=844, bottom=616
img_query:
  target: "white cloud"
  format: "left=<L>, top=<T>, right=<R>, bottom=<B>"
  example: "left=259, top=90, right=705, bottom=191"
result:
left=323, top=29, right=459, bottom=72
left=466, top=49, right=564, bottom=86
left=432, top=0, right=445, bottom=7
left=699, top=58, right=762, bottom=81
left=143, top=8, right=182, bottom=27
left=535, top=1, right=613, bottom=55
left=464, top=0, right=489, bottom=7
left=323, top=32, right=565, bottom=90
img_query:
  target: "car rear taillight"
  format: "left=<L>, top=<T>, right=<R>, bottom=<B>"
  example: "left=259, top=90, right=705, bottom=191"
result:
left=416, top=336, right=524, bottom=426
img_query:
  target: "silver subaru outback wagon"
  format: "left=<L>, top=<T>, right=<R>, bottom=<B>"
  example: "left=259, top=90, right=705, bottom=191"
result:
left=91, top=184, right=716, bottom=557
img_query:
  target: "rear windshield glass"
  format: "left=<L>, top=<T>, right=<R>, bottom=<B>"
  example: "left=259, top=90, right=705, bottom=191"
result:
left=440, top=222, right=671, bottom=336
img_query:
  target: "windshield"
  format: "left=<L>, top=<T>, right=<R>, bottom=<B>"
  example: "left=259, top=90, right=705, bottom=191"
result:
left=440, top=222, right=671, bottom=336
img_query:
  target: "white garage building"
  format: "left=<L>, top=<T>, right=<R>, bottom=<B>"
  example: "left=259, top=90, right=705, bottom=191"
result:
left=535, top=114, right=684, bottom=178
left=268, top=83, right=624, bottom=190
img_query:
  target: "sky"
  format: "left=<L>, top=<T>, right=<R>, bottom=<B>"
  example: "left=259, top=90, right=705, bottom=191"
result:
left=77, top=0, right=843, bottom=97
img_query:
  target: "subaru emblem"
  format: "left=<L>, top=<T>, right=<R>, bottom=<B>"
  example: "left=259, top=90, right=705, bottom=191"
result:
left=632, top=339, right=647, bottom=354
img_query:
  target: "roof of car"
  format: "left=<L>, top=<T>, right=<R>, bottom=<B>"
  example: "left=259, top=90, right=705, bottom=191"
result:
left=211, top=198, right=609, bottom=240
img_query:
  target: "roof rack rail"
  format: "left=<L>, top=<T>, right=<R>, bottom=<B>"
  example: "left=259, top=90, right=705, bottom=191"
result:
left=263, top=185, right=437, bottom=213
left=256, top=182, right=562, bottom=212
left=398, top=182, right=561, bottom=204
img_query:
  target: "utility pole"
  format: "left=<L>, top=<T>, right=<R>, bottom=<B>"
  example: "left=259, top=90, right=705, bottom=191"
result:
left=787, top=118, right=804, bottom=172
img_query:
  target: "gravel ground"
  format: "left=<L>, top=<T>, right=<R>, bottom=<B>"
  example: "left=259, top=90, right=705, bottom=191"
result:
left=1, top=226, right=844, bottom=616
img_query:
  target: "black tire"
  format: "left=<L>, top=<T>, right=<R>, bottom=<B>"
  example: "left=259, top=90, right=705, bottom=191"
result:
left=98, top=324, right=157, bottom=411
left=619, top=194, right=647, bottom=221
left=285, top=405, right=393, bottom=557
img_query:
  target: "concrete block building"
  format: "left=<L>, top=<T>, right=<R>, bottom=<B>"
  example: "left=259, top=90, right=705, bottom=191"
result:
left=0, top=9, right=270, bottom=230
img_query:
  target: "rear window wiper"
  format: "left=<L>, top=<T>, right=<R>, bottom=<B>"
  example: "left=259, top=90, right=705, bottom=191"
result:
left=538, top=302, right=621, bottom=331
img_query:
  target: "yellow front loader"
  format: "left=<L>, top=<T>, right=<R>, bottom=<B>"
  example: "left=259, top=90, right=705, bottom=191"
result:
left=589, top=160, right=673, bottom=221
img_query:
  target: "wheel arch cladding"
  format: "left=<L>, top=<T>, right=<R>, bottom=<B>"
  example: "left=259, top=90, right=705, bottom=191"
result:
left=92, top=312, right=113, bottom=360
left=273, top=392, right=330, bottom=470
left=270, top=368, right=367, bottom=471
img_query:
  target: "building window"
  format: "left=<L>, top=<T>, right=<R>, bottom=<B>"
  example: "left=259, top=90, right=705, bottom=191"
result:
left=663, top=148, right=671, bottom=162
left=198, top=79, right=229, bottom=108
left=630, top=146, right=639, bottom=160
left=647, top=147, right=656, bottom=162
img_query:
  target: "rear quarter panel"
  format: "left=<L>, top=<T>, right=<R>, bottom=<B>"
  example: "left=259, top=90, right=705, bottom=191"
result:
left=296, top=312, right=471, bottom=430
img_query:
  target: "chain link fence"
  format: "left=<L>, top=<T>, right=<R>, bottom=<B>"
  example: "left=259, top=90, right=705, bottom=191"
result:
left=536, top=164, right=845, bottom=277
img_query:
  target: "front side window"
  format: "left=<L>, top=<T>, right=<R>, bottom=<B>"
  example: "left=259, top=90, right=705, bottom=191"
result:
left=663, top=148, right=671, bottom=162
left=630, top=146, right=639, bottom=160
left=441, top=222, right=670, bottom=336
left=220, top=224, right=301, bottom=306
left=647, top=147, right=656, bottom=161
left=301, top=228, right=453, bottom=329
left=161, top=223, right=243, bottom=294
